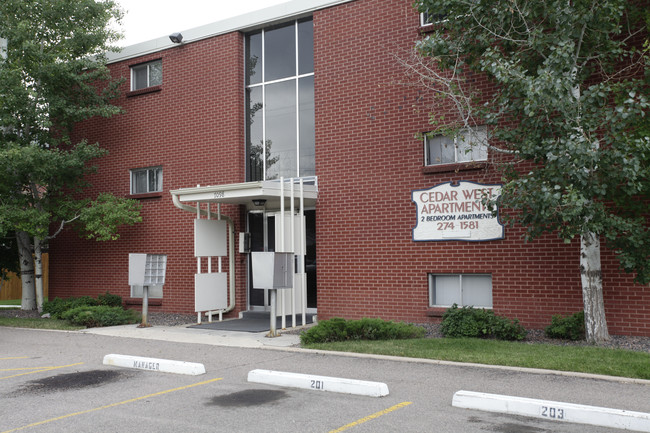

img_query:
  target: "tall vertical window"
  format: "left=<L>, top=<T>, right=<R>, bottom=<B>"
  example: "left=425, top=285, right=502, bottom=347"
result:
left=245, top=19, right=315, bottom=181
left=131, top=167, right=162, bottom=194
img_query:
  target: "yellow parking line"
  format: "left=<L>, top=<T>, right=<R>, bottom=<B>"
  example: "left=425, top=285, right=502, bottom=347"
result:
left=2, top=377, right=223, bottom=433
left=328, top=401, right=413, bottom=433
left=1, top=366, right=75, bottom=371
left=0, top=363, right=84, bottom=380
left=0, top=357, right=29, bottom=360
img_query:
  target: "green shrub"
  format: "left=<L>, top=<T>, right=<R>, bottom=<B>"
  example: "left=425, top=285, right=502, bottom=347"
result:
left=545, top=311, right=585, bottom=340
left=43, top=296, right=98, bottom=319
left=300, top=317, right=425, bottom=344
left=490, top=314, right=527, bottom=341
left=300, top=317, right=348, bottom=344
left=61, top=305, right=139, bottom=328
left=43, top=293, right=122, bottom=318
left=97, top=292, right=123, bottom=308
left=440, top=304, right=527, bottom=341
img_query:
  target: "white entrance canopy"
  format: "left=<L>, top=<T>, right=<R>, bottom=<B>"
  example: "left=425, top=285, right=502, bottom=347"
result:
left=169, top=178, right=318, bottom=210
left=170, top=177, right=317, bottom=332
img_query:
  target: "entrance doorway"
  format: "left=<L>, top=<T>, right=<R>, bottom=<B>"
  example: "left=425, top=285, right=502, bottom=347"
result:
left=248, top=210, right=316, bottom=311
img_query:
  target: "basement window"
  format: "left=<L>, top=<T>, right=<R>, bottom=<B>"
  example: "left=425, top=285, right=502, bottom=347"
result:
left=429, top=274, right=492, bottom=308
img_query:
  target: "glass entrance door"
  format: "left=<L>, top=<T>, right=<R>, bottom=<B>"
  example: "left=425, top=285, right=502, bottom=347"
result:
left=248, top=210, right=316, bottom=311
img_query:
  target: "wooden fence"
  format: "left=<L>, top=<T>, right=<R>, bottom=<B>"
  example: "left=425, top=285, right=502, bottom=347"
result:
left=0, top=254, right=49, bottom=301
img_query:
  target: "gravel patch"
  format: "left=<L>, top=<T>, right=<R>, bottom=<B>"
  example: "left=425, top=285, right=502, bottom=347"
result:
left=3, top=309, right=649, bottom=353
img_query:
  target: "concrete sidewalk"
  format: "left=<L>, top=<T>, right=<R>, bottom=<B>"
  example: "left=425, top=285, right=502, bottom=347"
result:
left=81, top=323, right=302, bottom=348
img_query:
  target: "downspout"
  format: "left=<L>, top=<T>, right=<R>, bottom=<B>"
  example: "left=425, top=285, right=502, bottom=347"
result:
left=171, top=192, right=236, bottom=315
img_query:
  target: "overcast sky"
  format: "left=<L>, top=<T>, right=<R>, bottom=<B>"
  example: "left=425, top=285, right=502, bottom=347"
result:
left=113, top=0, right=289, bottom=47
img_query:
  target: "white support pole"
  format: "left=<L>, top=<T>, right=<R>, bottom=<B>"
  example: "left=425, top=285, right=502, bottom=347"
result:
left=280, top=177, right=286, bottom=330
left=290, top=179, right=296, bottom=328
left=207, top=203, right=212, bottom=324
left=218, top=204, right=223, bottom=272
left=207, top=203, right=212, bottom=271
left=269, top=289, right=278, bottom=337
left=196, top=202, right=202, bottom=324
left=217, top=203, right=222, bottom=322
left=300, top=178, right=306, bottom=325
left=141, top=285, right=149, bottom=327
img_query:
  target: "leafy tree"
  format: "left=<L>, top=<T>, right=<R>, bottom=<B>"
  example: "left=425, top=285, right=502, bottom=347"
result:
left=412, top=0, right=649, bottom=343
left=0, top=0, right=142, bottom=312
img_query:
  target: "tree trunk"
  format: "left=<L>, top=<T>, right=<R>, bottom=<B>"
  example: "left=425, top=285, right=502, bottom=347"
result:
left=580, top=231, right=609, bottom=344
left=34, top=236, right=44, bottom=313
left=16, top=231, right=36, bottom=311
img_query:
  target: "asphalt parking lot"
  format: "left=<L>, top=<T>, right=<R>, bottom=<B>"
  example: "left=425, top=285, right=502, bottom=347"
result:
left=1, top=327, right=649, bottom=433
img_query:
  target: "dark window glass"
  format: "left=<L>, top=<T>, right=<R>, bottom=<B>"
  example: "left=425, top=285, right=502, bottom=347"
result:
left=132, top=170, right=147, bottom=193
left=299, top=76, right=315, bottom=177
left=246, top=87, right=264, bottom=181
left=265, top=23, right=295, bottom=81
left=133, top=65, right=148, bottom=90
left=265, top=80, right=296, bottom=180
left=246, top=32, right=262, bottom=85
left=298, top=19, right=314, bottom=75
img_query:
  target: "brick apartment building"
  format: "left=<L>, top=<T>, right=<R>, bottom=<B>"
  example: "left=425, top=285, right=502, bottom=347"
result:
left=49, top=0, right=650, bottom=335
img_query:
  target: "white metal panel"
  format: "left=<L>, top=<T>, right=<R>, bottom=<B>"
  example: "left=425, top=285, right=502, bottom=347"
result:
left=252, top=252, right=275, bottom=289
left=273, top=252, right=294, bottom=289
left=194, top=219, right=227, bottom=257
left=130, top=284, right=164, bottom=299
left=274, top=214, right=305, bottom=255
left=252, top=252, right=294, bottom=290
left=128, top=253, right=147, bottom=286
left=278, top=273, right=304, bottom=315
left=194, top=273, right=228, bottom=312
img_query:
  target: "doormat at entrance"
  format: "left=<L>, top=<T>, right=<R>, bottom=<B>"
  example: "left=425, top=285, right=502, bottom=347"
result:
left=190, top=312, right=314, bottom=333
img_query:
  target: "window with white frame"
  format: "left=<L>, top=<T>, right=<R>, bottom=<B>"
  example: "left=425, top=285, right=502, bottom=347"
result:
left=425, top=125, right=488, bottom=166
left=420, top=12, right=434, bottom=26
left=130, top=60, right=162, bottom=91
left=429, top=274, right=492, bottom=308
left=131, top=167, right=162, bottom=194
left=420, top=11, right=447, bottom=26
left=0, top=38, right=7, bottom=61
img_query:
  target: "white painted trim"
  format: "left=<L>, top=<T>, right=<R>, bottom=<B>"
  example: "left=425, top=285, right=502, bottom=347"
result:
left=248, top=369, right=389, bottom=397
left=452, top=390, right=650, bottom=432
left=107, top=0, right=354, bottom=63
left=103, top=354, right=206, bottom=376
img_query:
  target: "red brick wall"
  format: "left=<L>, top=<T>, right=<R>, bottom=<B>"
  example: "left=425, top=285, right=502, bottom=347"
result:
left=312, top=0, right=649, bottom=335
left=49, top=32, right=248, bottom=317
left=49, top=0, right=650, bottom=336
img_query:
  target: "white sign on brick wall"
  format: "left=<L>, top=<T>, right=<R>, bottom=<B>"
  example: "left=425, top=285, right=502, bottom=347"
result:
left=412, top=181, right=504, bottom=242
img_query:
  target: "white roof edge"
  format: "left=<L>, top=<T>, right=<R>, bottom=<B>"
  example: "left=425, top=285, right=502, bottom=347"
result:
left=107, top=0, right=354, bottom=64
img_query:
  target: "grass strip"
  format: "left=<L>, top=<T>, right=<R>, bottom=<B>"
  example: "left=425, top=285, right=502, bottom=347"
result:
left=0, top=299, right=21, bottom=306
left=0, top=317, right=83, bottom=331
left=304, top=338, right=650, bottom=380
